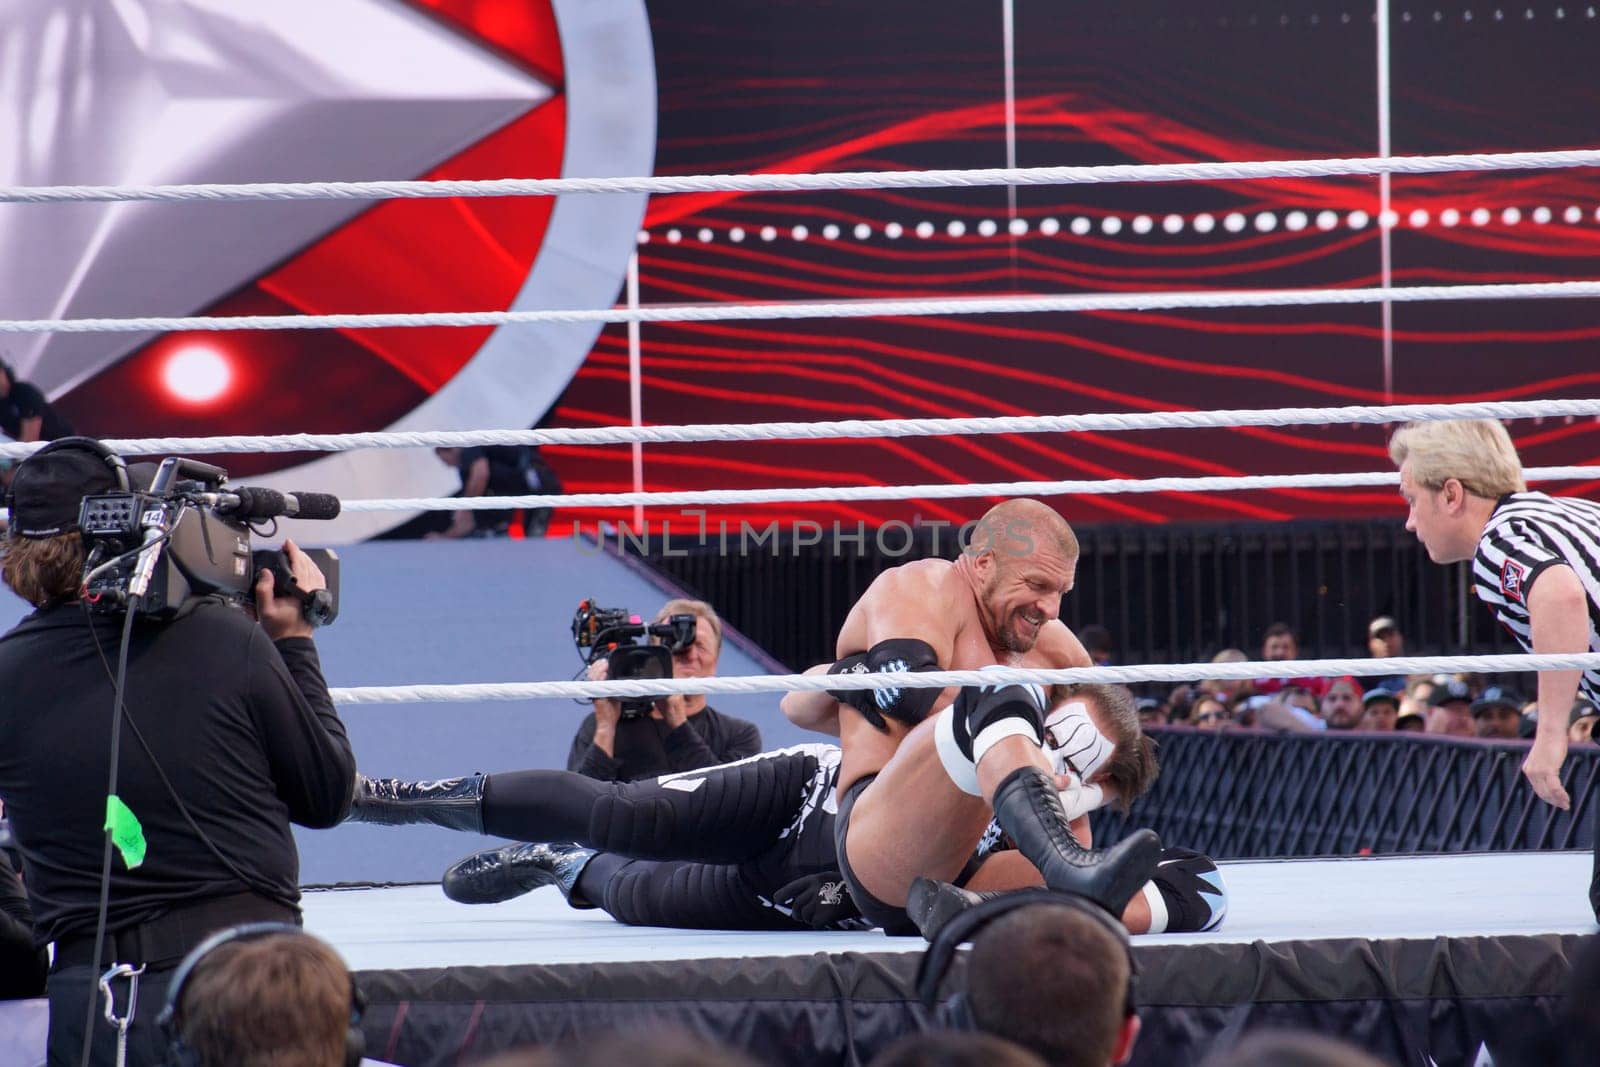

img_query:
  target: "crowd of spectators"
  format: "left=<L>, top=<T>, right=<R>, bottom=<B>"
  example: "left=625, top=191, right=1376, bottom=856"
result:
left=1100, top=616, right=1598, bottom=745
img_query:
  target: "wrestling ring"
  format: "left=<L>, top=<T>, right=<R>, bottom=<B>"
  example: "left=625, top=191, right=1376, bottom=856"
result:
left=1, top=146, right=1598, bottom=1067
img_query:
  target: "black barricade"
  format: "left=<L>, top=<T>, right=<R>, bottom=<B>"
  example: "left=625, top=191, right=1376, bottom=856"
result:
left=1092, top=729, right=1600, bottom=858
left=632, top=517, right=1511, bottom=674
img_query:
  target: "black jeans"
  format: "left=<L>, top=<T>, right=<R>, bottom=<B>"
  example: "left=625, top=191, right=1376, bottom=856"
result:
left=46, top=964, right=176, bottom=1067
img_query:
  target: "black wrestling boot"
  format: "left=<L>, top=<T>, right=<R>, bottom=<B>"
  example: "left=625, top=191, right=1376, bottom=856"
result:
left=905, top=877, right=1006, bottom=941
left=991, top=765, right=1161, bottom=917
left=441, top=842, right=598, bottom=908
left=347, top=773, right=487, bottom=834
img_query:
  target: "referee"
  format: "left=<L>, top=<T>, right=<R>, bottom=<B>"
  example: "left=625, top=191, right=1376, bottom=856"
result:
left=1389, top=418, right=1600, bottom=921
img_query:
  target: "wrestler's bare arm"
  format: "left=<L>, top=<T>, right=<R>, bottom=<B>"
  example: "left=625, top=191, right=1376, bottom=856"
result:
left=783, top=562, right=961, bottom=736
left=780, top=665, right=841, bottom=734
left=1032, top=620, right=1093, bottom=704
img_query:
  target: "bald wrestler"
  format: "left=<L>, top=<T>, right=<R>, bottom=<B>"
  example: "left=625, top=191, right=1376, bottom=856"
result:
left=781, top=499, right=1161, bottom=932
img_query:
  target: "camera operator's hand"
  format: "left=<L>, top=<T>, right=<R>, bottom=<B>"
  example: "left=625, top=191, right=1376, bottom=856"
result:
left=586, top=658, right=622, bottom=757
left=255, top=539, right=327, bottom=641
left=653, top=694, right=690, bottom=729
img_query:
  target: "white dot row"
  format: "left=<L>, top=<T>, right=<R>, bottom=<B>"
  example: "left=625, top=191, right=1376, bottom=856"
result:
left=1189, top=5, right=1597, bottom=24
left=638, top=205, right=1600, bottom=245
left=1399, top=6, right=1599, bottom=20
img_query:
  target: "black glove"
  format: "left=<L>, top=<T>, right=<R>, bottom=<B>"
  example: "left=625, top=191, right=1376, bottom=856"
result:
left=773, top=871, right=861, bottom=929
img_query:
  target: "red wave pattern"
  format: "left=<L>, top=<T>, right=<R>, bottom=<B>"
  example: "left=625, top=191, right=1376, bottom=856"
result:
left=546, top=4, right=1600, bottom=531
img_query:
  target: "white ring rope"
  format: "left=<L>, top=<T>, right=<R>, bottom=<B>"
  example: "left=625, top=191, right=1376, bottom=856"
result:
left=7, top=280, right=1600, bottom=335
left=330, top=465, right=1600, bottom=513
left=325, top=652, right=1600, bottom=706
left=4, top=147, right=1600, bottom=204
left=0, top=397, right=1594, bottom=462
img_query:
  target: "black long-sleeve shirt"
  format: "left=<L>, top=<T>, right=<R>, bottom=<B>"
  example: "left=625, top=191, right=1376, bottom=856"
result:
left=0, top=598, right=355, bottom=947
left=566, top=704, right=761, bottom=782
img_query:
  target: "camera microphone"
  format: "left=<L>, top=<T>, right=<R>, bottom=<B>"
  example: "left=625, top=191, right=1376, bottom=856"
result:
left=208, top=487, right=343, bottom=521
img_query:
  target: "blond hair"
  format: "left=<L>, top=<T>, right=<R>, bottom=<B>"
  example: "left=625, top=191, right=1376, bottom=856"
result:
left=1388, top=419, right=1525, bottom=497
left=655, top=597, right=722, bottom=653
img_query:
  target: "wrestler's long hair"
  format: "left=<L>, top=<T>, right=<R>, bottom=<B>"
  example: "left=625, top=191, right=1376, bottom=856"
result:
left=1058, top=682, right=1158, bottom=813
left=0, top=530, right=84, bottom=607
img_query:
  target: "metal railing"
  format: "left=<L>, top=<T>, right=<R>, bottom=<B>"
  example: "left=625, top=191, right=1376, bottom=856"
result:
left=1092, top=729, right=1599, bottom=858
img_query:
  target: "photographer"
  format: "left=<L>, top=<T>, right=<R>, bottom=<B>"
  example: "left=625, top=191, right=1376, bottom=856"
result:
left=567, top=599, right=761, bottom=782
left=0, top=440, right=355, bottom=1064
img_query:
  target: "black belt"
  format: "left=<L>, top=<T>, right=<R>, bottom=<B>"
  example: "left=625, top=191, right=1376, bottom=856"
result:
left=52, top=891, right=298, bottom=972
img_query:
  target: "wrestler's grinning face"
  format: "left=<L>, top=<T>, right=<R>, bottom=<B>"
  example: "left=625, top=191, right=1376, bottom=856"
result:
left=981, top=546, right=1075, bottom=653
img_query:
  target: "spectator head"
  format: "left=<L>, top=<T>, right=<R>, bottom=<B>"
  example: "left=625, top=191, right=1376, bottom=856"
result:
left=654, top=598, right=722, bottom=679
left=1200, top=1030, right=1390, bottom=1067
left=1571, top=701, right=1598, bottom=744
left=1367, top=616, right=1403, bottom=658
left=1320, top=676, right=1364, bottom=730
left=1425, top=679, right=1475, bottom=737
left=1278, top=686, right=1318, bottom=717
left=1, top=437, right=128, bottom=607
left=870, top=1031, right=1047, bottom=1067
left=964, top=900, right=1139, bottom=1067
left=1201, top=649, right=1250, bottom=702
left=1164, top=684, right=1197, bottom=724
left=1078, top=624, right=1114, bottom=666
left=1261, top=623, right=1297, bottom=662
left=1389, top=419, right=1526, bottom=564
left=1358, top=689, right=1400, bottom=731
left=159, top=923, right=363, bottom=1067
left=1396, top=677, right=1434, bottom=731
left=1192, top=695, right=1232, bottom=731
left=1471, top=686, right=1525, bottom=740
left=1134, top=697, right=1166, bottom=729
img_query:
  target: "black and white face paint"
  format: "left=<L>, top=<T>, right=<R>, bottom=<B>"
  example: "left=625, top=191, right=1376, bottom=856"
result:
left=1043, top=700, right=1116, bottom=819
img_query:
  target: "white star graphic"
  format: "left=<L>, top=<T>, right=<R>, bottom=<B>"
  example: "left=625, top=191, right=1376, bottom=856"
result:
left=0, top=0, right=551, bottom=395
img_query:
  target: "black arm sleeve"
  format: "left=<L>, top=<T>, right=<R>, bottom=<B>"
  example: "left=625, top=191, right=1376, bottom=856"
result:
left=0, top=851, right=46, bottom=998
left=661, top=720, right=725, bottom=773
left=719, top=716, right=763, bottom=762
left=248, top=632, right=356, bottom=828
left=568, top=714, right=624, bottom=781
left=662, top=709, right=762, bottom=773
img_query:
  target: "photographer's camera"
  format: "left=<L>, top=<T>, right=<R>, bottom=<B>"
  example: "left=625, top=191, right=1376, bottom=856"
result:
left=572, top=599, right=696, bottom=718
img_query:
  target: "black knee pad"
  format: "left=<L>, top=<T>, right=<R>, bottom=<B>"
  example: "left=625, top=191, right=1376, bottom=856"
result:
left=588, top=792, right=678, bottom=857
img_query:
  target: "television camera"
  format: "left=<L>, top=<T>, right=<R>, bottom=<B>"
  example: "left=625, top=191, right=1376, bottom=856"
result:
left=571, top=599, right=698, bottom=718
left=77, top=455, right=342, bottom=625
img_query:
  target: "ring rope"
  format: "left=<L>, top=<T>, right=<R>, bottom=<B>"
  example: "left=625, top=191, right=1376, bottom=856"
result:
left=2, top=398, right=1595, bottom=462
left=324, top=652, right=1600, bottom=706
left=4, top=147, right=1600, bottom=204
left=7, top=280, right=1600, bottom=335
left=328, top=465, right=1600, bottom=513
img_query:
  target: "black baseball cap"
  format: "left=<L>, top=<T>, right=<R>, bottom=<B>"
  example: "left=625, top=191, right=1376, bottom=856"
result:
left=1362, top=688, right=1400, bottom=711
left=5, top=441, right=122, bottom=539
left=1428, top=679, right=1473, bottom=707
left=1471, top=685, right=1523, bottom=717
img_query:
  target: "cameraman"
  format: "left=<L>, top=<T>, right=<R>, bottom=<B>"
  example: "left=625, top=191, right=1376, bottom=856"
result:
left=567, top=599, right=761, bottom=781
left=0, top=440, right=356, bottom=1064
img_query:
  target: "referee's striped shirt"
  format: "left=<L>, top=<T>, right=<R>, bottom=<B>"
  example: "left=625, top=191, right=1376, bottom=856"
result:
left=1472, top=491, right=1600, bottom=705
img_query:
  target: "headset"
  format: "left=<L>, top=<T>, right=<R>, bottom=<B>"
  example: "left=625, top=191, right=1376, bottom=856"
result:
left=156, top=922, right=366, bottom=1067
left=914, top=889, right=1139, bottom=1029
left=1, top=435, right=131, bottom=517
